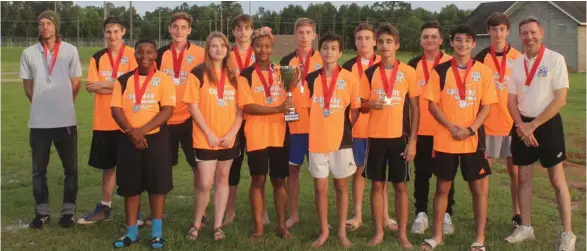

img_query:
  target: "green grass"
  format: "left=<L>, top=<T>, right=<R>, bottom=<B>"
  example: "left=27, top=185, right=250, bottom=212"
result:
left=1, top=47, right=585, bottom=251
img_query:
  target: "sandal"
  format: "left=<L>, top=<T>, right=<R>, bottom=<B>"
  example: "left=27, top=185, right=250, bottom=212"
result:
left=112, top=236, right=139, bottom=248
left=419, top=239, right=443, bottom=251
left=385, top=218, right=399, bottom=232
left=150, top=236, right=165, bottom=249
left=213, top=228, right=226, bottom=241
left=249, top=232, right=263, bottom=241
left=345, top=219, right=363, bottom=231
left=469, top=242, right=486, bottom=251
left=186, top=224, right=200, bottom=241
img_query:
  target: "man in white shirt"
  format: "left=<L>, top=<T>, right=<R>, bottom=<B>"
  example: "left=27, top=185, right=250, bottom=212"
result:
left=505, top=16, right=575, bottom=251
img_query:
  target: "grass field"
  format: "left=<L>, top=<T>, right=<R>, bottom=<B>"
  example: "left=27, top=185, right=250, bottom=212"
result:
left=1, top=46, right=585, bottom=251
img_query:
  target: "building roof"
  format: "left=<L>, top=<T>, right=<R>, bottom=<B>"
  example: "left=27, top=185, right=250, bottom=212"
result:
left=464, top=1, right=586, bottom=35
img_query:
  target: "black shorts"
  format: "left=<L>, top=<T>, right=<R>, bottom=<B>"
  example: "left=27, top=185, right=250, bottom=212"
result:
left=88, top=130, right=122, bottom=169
left=247, top=146, right=289, bottom=179
left=166, top=119, right=196, bottom=167
left=511, top=114, right=566, bottom=168
left=195, top=147, right=240, bottom=161
left=414, top=135, right=434, bottom=177
left=116, top=130, right=173, bottom=196
left=229, top=122, right=246, bottom=186
left=363, top=137, right=410, bottom=183
left=432, top=151, right=491, bottom=182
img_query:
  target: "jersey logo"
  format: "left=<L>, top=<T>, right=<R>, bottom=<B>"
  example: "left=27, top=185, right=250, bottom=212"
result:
left=152, top=77, right=160, bottom=87
left=314, top=64, right=321, bottom=70
left=418, top=79, right=426, bottom=87
left=396, top=72, right=405, bottom=82
left=120, top=56, right=129, bottom=65
left=336, top=80, right=346, bottom=90
left=537, top=66, right=549, bottom=77
left=471, top=72, right=481, bottom=83
left=186, top=55, right=195, bottom=64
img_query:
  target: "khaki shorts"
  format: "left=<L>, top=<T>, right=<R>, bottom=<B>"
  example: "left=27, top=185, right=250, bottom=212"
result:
left=309, top=148, right=357, bottom=179
left=486, top=135, right=512, bottom=158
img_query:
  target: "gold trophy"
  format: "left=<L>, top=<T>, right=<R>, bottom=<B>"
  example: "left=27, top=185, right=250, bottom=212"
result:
left=275, top=65, right=302, bottom=122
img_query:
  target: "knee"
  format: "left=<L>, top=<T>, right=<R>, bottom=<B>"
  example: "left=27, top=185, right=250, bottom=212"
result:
left=251, top=177, right=266, bottom=189
left=518, top=170, right=533, bottom=185
left=393, top=183, right=407, bottom=194
left=435, top=180, right=452, bottom=195
left=471, top=185, right=488, bottom=198
left=371, top=182, right=385, bottom=193
left=549, top=175, right=568, bottom=191
left=271, top=178, right=286, bottom=188
left=198, top=179, right=214, bottom=192
left=334, top=183, right=347, bottom=194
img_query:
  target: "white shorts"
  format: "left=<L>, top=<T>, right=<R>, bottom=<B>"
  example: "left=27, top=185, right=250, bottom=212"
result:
left=308, top=148, right=357, bottom=179
left=486, top=135, right=512, bottom=158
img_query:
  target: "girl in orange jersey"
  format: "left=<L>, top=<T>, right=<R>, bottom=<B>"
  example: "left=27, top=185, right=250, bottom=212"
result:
left=183, top=32, right=243, bottom=241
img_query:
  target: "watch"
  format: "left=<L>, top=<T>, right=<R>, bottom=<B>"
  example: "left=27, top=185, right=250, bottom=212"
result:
left=467, top=127, right=476, bottom=136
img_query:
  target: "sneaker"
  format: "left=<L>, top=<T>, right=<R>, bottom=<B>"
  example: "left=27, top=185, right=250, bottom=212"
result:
left=511, top=214, right=522, bottom=228
left=29, top=215, right=50, bottom=229
left=558, top=232, right=576, bottom=251
left=443, top=213, right=454, bottom=235
left=59, top=214, right=75, bottom=228
left=411, top=212, right=429, bottom=234
left=505, top=225, right=535, bottom=243
left=77, top=203, right=112, bottom=225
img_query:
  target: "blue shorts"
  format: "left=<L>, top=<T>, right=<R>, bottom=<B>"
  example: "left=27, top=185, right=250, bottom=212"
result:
left=289, top=134, right=309, bottom=166
left=352, top=138, right=368, bottom=166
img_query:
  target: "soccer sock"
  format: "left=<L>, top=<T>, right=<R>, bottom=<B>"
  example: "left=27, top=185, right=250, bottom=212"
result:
left=151, top=218, right=163, bottom=238
left=101, top=201, right=112, bottom=208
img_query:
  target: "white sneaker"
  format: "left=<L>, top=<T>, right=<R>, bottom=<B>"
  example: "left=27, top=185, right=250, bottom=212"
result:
left=559, top=232, right=576, bottom=251
left=411, top=212, right=428, bottom=234
left=443, top=213, right=454, bottom=235
left=505, top=225, right=535, bottom=243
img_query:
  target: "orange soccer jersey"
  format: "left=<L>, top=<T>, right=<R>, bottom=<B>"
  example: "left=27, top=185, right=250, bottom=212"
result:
left=237, top=64, right=287, bottom=152
left=407, top=52, right=452, bottom=136
left=302, top=67, right=361, bottom=153
left=359, top=61, right=420, bottom=139
left=422, top=59, right=498, bottom=154
left=87, top=45, right=138, bottom=131
left=110, top=69, right=176, bottom=135
left=474, top=45, right=522, bottom=136
left=183, top=66, right=240, bottom=150
left=156, top=43, right=205, bottom=125
left=279, top=49, right=323, bottom=134
left=341, top=54, right=381, bottom=139
left=229, top=45, right=255, bottom=74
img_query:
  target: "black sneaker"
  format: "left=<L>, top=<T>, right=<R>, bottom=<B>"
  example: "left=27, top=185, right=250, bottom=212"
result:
left=29, top=215, right=50, bottom=229
left=512, top=214, right=522, bottom=228
left=59, top=214, right=75, bottom=228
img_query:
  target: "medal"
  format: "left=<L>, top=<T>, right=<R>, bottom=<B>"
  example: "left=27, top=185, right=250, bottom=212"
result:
left=173, top=77, right=180, bottom=85
left=46, top=76, right=52, bottom=83
left=379, top=60, right=400, bottom=105
left=171, top=42, right=187, bottom=82
left=216, top=69, right=227, bottom=106
left=107, top=44, right=126, bottom=81
left=320, top=66, right=340, bottom=117
left=254, top=63, right=274, bottom=104
left=459, top=100, right=468, bottom=109
left=233, top=45, right=253, bottom=72
left=523, top=45, right=546, bottom=90
left=132, top=68, right=156, bottom=113
left=218, top=99, right=225, bottom=106
left=384, top=96, right=392, bottom=105
left=450, top=58, right=473, bottom=102
left=42, top=40, right=61, bottom=80
left=523, top=86, right=529, bottom=93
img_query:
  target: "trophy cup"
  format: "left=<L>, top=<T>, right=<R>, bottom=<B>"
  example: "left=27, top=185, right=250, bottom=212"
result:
left=276, top=65, right=302, bottom=122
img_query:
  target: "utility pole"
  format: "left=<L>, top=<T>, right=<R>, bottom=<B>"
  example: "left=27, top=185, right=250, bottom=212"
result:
left=77, top=15, right=80, bottom=46
left=104, top=1, right=108, bottom=47
left=209, top=20, right=212, bottom=34
left=158, top=10, right=161, bottom=46
left=129, top=1, right=133, bottom=44
left=54, top=1, right=57, bottom=11
left=220, top=4, right=223, bottom=33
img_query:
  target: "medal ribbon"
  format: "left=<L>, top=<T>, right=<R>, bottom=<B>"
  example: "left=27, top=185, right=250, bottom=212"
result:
left=170, top=43, right=187, bottom=79
left=233, top=45, right=253, bottom=71
left=450, top=58, right=473, bottom=101
left=489, top=44, right=509, bottom=83
left=422, top=52, right=442, bottom=84
left=133, top=68, right=156, bottom=108
left=297, top=49, right=313, bottom=82
left=43, top=41, right=61, bottom=76
left=356, top=55, right=376, bottom=78
left=254, top=63, right=273, bottom=99
left=379, top=60, right=400, bottom=98
left=321, top=66, right=340, bottom=111
left=107, top=44, right=126, bottom=79
left=216, top=69, right=227, bottom=100
left=523, top=45, right=546, bottom=87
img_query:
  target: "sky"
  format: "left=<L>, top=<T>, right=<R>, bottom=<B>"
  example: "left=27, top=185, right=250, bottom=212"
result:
left=75, top=0, right=485, bottom=15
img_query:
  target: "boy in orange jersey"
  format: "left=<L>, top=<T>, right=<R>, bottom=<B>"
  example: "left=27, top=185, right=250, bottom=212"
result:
left=110, top=39, right=176, bottom=249
left=78, top=17, right=139, bottom=225
left=473, top=13, right=522, bottom=228
left=154, top=11, right=205, bottom=224
left=359, top=23, right=419, bottom=248
left=303, top=33, right=360, bottom=248
left=341, top=23, right=398, bottom=232
left=419, top=24, right=497, bottom=251
left=406, top=21, right=455, bottom=235
left=279, top=17, right=323, bottom=228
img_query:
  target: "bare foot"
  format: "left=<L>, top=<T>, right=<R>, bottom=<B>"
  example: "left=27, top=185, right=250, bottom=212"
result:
left=368, top=233, right=384, bottom=247
left=286, top=217, right=299, bottom=228
left=263, top=211, right=271, bottom=225
left=278, top=227, right=294, bottom=240
left=311, top=232, right=329, bottom=248
left=338, top=235, right=353, bottom=248
left=399, top=237, right=414, bottom=249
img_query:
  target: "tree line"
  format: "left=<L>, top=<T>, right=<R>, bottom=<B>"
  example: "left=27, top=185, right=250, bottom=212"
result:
left=1, top=1, right=472, bottom=51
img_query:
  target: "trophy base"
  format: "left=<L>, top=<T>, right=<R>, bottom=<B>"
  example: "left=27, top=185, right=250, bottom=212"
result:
left=285, top=113, right=300, bottom=122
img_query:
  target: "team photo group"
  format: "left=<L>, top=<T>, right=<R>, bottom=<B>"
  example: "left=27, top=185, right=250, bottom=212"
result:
left=20, top=7, right=576, bottom=251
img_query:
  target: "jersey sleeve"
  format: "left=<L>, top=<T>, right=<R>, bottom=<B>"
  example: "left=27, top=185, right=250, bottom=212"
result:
left=110, top=81, right=123, bottom=108
left=160, top=75, right=177, bottom=107
left=551, top=55, right=570, bottom=90
left=406, top=68, right=421, bottom=98
left=237, top=76, right=255, bottom=107
left=182, top=73, right=201, bottom=104
left=87, top=57, right=100, bottom=82
left=422, top=70, right=441, bottom=103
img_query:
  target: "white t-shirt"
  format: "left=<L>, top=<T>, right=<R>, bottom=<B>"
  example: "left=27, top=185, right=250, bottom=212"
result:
left=508, top=48, right=569, bottom=118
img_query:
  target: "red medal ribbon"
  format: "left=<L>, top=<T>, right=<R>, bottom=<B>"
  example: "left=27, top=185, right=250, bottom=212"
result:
left=422, top=52, right=442, bottom=84
left=523, top=45, right=546, bottom=87
left=216, top=69, right=227, bottom=100
left=233, top=45, right=253, bottom=71
left=489, top=44, right=509, bottom=83
left=43, top=41, right=61, bottom=76
left=133, top=68, right=156, bottom=107
left=107, top=44, right=126, bottom=79
left=321, top=66, right=340, bottom=110
left=450, top=58, right=473, bottom=101
left=379, top=60, right=400, bottom=98
left=356, top=55, right=376, bottom=78
left=254, top=63, right=273, bottom=99
left=297, top=49, right=313, bottom=81
left=170, top=43, right=187, bottom=79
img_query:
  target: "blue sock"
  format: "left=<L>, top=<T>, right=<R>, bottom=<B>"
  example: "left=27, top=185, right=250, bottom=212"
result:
left=113, top=225, right=138, bottom=248
left=151, top=219, right=164, bottom=248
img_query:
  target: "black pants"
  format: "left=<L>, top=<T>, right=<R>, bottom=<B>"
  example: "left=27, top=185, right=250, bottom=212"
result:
left=229, top=122, right=246, bottom=186
left=30, top=126, right=78, bottom=216
left=413, top=135, right=455, bottom=215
